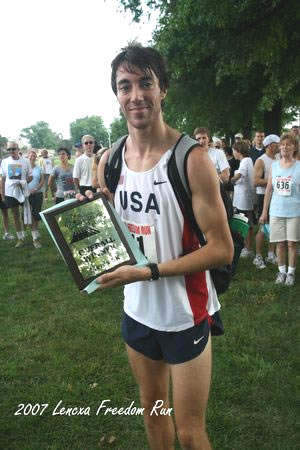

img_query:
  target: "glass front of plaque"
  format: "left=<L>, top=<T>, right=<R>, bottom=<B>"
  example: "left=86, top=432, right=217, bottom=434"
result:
left=41, top=194, right=136, bottom=290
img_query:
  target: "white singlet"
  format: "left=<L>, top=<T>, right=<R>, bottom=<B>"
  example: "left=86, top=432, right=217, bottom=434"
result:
left=114, top=147, right=220, bottom=332
left=256, top=154, right=274, bottom=195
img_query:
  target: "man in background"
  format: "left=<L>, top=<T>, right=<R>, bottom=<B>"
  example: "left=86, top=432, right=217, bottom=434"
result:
left=1, top=141, right=32, bottom=247
left=194, top=127, right=230, bottom=183
left=73, top=135, right=94, bottom=195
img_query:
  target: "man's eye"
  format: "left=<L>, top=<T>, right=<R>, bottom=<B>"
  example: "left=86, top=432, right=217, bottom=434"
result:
left=141, top=81, right=152, bottom=88
left=119, top=85, right=130, bottom=92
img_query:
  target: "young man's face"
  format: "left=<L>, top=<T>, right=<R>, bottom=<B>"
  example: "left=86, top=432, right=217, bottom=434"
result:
left=115, top=64, right=166, bottom=130
left=58, top=151, right=69, bottom=163
left=195, top=133, right=209, bottom=151
left=255, top=132, right=265, bottom=147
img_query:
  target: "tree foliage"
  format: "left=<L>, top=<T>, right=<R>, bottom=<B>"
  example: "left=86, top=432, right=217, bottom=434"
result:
left=20, top=121, right=62, bottom=149
left=110, top=115, right=128, bottom=144
left=118, top=0, right=300, bottom=136
left=69, top=116, right=109, bottom=146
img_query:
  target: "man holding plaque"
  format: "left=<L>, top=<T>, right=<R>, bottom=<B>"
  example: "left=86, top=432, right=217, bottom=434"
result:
left=84, top=44, right=233, bottom=450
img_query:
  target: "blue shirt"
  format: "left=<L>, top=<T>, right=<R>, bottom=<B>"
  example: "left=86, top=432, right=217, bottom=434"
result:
left=270, top=160, right=300, bottom=217
left=28, top=166, right=44, bottom=193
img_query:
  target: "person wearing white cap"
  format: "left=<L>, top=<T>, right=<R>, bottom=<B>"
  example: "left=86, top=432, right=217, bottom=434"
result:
left=260, top=133, right=300, bottom=286
left=234, top=133, right=243, bottom=142
left=253, top=135, right=280, bottom=269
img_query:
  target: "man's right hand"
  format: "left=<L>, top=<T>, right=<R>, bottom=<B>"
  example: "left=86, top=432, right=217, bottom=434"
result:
left=76, top=187, right=114, bottom=205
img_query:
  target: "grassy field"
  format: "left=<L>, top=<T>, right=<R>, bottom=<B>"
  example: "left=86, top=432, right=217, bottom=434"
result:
left=0, top=202, right=299, bottom=450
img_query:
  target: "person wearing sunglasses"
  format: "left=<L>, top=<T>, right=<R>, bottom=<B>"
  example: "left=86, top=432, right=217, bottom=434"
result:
left=0, top=141, right=33, bottom=247
left=73, top=135, right=95, bottom=195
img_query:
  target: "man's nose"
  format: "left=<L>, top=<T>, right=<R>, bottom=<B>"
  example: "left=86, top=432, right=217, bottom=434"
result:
left=131, top=84, right=144, bottom=101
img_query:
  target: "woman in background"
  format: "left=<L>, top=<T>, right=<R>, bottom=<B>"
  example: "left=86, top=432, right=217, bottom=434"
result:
left=260, top=133, right=300, bottom=286
left=28, top=150, right=44, bottom=248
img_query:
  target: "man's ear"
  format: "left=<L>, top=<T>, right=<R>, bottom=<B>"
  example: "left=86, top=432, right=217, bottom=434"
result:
left=161, top=89, right=167, bottom=100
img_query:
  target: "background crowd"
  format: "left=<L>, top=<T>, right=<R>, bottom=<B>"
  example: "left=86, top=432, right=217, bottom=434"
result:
left=1, top=125, right=299, bottom=286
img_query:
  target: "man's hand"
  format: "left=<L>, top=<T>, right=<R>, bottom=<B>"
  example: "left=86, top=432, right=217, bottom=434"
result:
left=76, top=187, right=114, bottom=204
left=97, top=265, right=150, bottom=289
left=76, top=190, right=94, bottom=202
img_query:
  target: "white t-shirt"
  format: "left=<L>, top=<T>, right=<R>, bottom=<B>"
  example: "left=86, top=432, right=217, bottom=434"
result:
left=208, top=148, right=230, bottom=173
left=73, top=153, right=93, bottom=186
left=40, top=157, right=53, bottom=175
left=233, top=157, right=254, bottom=210
left=1, top=156, right=32, bottom=197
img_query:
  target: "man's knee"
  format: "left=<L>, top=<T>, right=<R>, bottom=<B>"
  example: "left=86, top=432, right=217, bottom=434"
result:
left=177, top=424, right=209, bottom=449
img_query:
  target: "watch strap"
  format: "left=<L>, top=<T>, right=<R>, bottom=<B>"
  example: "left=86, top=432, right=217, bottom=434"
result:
left=147, top=263, right=160, bottom=281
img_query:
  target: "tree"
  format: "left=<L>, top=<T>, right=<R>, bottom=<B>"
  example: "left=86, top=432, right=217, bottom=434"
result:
left=20, top=121, right=62, bottom=149
left=0, top=135, right=8, bottom=160
left=118, top=0, right=300, bottom=136
left=69, top=116, right=109, bottom=147
left=110, top=115, right=128, bottom=144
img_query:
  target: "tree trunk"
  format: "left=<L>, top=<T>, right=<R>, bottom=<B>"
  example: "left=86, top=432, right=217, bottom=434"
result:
left=264, top=100, right=282, bottom=135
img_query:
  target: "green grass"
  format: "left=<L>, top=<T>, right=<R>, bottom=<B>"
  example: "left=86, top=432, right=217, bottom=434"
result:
left=0, top=207, right=299, bottom=450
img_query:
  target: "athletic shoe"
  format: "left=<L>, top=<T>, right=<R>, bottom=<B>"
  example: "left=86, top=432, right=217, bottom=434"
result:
left=275, top=272, right=286, bottom=285
left=253, top=255, right=266, bottom=269
left=15, top=240, right=24, bottom=248
left=265, top=254, right=277, bottom=265
left=33, top=240, right=42, bottom=249
left=240, top=248, right=254, bottom=258
left=3, top=233, right=15, bottom=240
left=285, top=273, right=295, bottom=286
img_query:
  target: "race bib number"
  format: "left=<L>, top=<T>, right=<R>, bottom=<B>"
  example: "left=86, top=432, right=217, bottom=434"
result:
left=274, top=176, right=292, bottom=196
left=64, top=190, right=76, bottom=200
left=125, top=220, right=158, bottom=263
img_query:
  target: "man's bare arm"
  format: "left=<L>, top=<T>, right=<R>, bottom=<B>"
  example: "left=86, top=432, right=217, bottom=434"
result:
left=1, top=176, right=5, bottom=198
left=219, top=168, right=229, bottom=183
left=253, top=159, right=266, bottom=187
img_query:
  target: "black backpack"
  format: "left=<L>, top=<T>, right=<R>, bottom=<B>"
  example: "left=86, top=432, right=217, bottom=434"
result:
left=105, top=133, right=236, bottom=295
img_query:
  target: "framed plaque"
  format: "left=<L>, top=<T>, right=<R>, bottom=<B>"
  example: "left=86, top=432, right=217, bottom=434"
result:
left=40, top=193, right=148, bottom=293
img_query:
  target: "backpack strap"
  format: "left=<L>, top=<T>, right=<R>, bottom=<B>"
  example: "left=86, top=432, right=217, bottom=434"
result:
left=167, top=134, right=207, bottom=246
left=105, top=135, right=128, bottom=193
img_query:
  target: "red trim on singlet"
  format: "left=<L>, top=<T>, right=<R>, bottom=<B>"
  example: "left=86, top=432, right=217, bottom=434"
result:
left=182, top=214, right=209, bottom=325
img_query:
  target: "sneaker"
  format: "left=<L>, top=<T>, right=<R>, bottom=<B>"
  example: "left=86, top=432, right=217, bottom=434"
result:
left=265, top=254, right=277, bottom=265
left=33, top=240, right=42, bottom=249
left=15, top=240, right=24, bottom=248
left=253, top=255, right=266, bottom=269
left=285, top=273, right=295, bottom=286
left=240, top=248, right=254, bottom=258
left=3, top=233, right=15, bottom=240
left=275, top=272, right=286, bottom=285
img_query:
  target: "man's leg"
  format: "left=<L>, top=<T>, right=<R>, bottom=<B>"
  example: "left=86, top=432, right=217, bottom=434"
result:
left=171, top=335, right=212, bottom=450
left=1, top=208, right=9, bottom=233
left=126, top=344, right=175, bottom=450
left=11, top=206, right=22, bottom=233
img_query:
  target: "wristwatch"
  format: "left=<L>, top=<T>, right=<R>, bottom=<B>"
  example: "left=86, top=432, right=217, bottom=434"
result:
left=147, top=263, right=160, bottom=281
